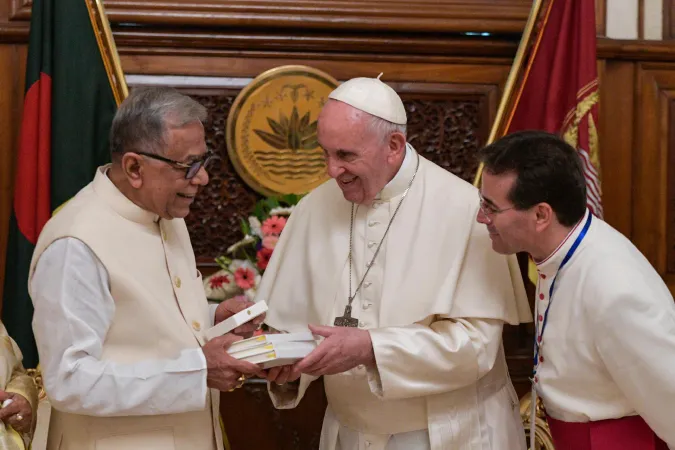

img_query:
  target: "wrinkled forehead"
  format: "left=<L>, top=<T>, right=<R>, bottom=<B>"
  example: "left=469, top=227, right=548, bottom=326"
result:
left=318, top=101, right=372, bottom=149
left=163, top=121, right=207, bottom=160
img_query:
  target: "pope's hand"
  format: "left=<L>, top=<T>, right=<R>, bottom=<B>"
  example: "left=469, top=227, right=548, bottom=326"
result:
left=0, top=390, right=32, bottom=434
left=203, top=333, right=261, bottom=392
left=214, top=297, right=265, bottom=338
left=294, top=324, right=375, bottom=376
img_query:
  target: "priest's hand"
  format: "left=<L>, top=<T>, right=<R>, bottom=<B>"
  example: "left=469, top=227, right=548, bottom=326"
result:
left=203, top=333, right=261, bottom=392
left=294, top=324, right=376, bottom=376
left=0, top=390, right=32, bottom=434
left=258, top=365, right=301, bottom=385
left=214, top=297, right=265, bottom=338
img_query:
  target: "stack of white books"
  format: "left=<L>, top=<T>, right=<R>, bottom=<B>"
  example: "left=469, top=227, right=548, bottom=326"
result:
left=227, top=331, right=317, bottom=369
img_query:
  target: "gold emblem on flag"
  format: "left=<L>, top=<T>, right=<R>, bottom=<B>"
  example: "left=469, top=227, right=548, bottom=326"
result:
left=226, top=65, right=338, bottom=196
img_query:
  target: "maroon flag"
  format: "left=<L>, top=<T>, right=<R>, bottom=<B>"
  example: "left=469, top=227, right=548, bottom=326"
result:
left=502, top=0, right=602, bottom=217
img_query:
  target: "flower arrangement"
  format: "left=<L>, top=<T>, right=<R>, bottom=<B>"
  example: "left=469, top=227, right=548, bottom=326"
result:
left=203, top=194, right=302, bottom=302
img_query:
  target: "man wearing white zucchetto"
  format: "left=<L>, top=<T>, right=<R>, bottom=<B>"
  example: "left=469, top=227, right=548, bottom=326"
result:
left=257, top=75, right=532, bottom=450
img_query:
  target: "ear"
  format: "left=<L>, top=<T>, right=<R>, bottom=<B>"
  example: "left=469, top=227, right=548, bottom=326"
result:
left=387, top=132, right=406, bottom=162
left=533, top=203, right=555, bottom=232
left=121, top=153, right=144, bottom=189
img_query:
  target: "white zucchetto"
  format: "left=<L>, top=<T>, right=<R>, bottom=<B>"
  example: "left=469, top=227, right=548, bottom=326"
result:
left=328, top=74, right=407, bottom=125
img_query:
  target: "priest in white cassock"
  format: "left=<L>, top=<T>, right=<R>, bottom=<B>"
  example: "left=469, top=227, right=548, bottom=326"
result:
left=28, top=87, right=262, bottom=450
left=477, top=131, right=675, bottom=450
left=257, top=76, right=532, bottom=450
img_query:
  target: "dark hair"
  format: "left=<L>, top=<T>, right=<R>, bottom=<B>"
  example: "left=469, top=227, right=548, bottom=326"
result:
left=109, top=86, right=207, bottom=156
left=477, top=130, right=587, bottom=227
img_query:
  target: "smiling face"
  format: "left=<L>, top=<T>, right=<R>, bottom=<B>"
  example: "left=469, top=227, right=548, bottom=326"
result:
left=124, top=121, right=210, bottom=220
left=476, top=170, right=536, bottom=255
left=317, top=100, right=405, bottom=204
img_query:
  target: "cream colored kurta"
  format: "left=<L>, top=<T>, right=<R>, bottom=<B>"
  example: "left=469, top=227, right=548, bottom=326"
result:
left=259, top=145, right=532, bottom=450
left=0, top=323, right=38, bottom=450
left=28, top=166, right=223, bottom=450
left=533, top=209, right=675, bottom=446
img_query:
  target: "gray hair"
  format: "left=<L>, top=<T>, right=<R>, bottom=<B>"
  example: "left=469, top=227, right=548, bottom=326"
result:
left=366, top=114, right=407, bottom=144
left=110, top=86, right=207, bottom=156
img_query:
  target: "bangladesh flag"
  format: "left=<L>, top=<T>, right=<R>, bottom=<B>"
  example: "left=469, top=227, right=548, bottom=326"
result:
left=2, top=0, right=122, bottom=367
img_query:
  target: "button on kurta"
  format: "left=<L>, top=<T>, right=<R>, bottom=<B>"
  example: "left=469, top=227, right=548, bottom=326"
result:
left=368, top=241, right=376, bottom=248
left=539, top=293, right=545, bottom=300
left=161, top=230, right=168, bottom=241
left=192, top=321, right=201, bottom=331
left=174, top=276, right=182, bottom=288
left=368, top=220, right=379, bottom=227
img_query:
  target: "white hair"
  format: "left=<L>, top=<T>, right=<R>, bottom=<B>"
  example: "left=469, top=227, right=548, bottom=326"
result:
left=366, top=114, right=407, bottom=143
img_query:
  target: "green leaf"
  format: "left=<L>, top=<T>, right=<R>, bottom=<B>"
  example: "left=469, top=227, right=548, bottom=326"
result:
left=266, top=117, right=286, bottom=137
left=300, top=136, right=319, bottom=150
left=253, top=202, right=266, bottom=220
left=279, top=111, right=289, bottom=129
left=240, top=218, right=251, bottom=235
left=290, top=107, right=299, bottom=134
left=254, top=129, right=287, bottom=150
left=299, top=111, right=310, bottom=131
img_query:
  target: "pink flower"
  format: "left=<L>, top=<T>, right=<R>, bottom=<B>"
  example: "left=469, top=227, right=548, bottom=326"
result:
left=256, top=247, right=274, bottom=270
left=234, top=267, right=256, bottom=290
left=261, top=216, right=287, bottom=236
left=262, top=235, right=279, bottom=250
left=209, top=274, right=230, bottom=289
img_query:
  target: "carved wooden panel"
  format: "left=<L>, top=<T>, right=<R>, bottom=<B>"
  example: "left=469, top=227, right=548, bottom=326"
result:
left=178, top=86, right=493, bottom=266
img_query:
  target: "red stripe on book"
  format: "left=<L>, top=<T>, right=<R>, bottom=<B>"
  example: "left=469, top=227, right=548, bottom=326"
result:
left=14, top=72, right=52, bottom=245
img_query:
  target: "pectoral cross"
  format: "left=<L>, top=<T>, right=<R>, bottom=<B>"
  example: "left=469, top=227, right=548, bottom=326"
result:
left=334, top=303, right=359, bottom=327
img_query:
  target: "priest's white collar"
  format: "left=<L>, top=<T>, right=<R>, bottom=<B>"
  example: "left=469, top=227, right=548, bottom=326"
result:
left=376, top=142, right=416, bottom=202
left=93, top=164, right=161, bottom=225
left=535, top=208, right=591, bottom=278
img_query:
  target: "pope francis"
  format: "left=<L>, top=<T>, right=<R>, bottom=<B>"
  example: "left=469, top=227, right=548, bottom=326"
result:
left=257, top=76, right=532, bottom=450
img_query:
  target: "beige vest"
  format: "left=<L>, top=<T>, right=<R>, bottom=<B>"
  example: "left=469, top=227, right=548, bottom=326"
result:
left=28, top=167, right=222, bottom=450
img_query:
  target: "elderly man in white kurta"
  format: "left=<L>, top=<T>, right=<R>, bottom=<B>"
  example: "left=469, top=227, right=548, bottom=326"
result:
left=28, top=87, right=262, bottom=450
left=477, top=130, right=675, bottom=450
left=257, top=76, right=532, bottom=450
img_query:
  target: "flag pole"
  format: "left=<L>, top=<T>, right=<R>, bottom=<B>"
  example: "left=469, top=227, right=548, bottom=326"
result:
left=86, top=0, right=129, bottom=106
left=473, top=0, right=547, bottom=187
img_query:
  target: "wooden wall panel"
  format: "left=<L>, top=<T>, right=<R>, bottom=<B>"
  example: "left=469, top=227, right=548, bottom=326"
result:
left=7, top=0, right=532, bottom=34
left=597, top=60, right=635, bottom=238
left=634, top=62, right=675, bottom=293
left=0, top=43, right=26, bottom=306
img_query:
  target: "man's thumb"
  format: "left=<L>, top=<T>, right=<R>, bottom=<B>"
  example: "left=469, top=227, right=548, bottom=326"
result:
left=308, top=324, right=335, bottom=337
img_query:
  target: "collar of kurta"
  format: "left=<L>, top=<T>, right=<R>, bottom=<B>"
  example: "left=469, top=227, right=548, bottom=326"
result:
left=376, top=143, right=416, bottom=202
left=535, top=208, right=591, bottom=279
left=92, top=164, right=161, bottom=225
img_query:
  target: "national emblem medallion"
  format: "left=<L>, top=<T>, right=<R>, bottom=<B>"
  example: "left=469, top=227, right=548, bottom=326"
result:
left=226, top=65, right=338, bottom=196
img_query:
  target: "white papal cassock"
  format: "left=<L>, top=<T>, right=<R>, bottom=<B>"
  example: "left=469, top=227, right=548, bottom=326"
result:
left=259, top=145, right=532, bottom=450
left=533, top=209, right=675, bottom=448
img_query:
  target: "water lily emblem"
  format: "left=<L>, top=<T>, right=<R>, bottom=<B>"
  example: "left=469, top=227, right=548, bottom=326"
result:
left=254, top=106, right=318, bottom=151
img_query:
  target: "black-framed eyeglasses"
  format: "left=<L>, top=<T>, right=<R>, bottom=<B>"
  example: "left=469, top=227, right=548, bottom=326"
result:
left=478, top=191, right=516, bottom=223
left=136, top=150, right=217, bottom=179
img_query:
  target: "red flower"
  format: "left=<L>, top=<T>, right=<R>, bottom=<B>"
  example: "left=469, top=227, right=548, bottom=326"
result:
left=256, top=247, right=274, bottom=270
left=234, top=267, right=256, bottom=290
left=209, top=275, right=230, bottom=289
left=261, top=216, right=287, bottom=236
